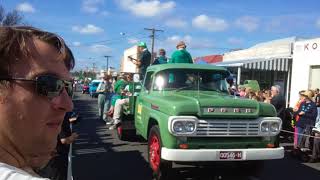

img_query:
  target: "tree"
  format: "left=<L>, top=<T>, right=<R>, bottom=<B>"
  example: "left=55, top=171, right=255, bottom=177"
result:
left=0, top=5, right=24, bottom=26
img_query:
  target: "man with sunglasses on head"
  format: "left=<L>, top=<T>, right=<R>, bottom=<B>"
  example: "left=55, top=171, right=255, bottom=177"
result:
left=0, top=26, right=74, bottom=179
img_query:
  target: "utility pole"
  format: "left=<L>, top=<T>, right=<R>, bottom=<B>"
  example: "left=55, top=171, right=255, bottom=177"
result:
left=103, top=55, right=112, bottom=74
left=144, top=28, right=164, bottom=64
left=92, top=63, right=96, bottom=72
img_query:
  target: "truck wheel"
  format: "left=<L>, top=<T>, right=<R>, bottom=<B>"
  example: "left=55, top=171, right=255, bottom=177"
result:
left=148, top=126, right=172, bottom=180
left=117, top=124, right=127, bottom=140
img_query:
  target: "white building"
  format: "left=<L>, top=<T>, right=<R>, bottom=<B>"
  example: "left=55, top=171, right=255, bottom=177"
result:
left=290, top=38, right=320, bottom=107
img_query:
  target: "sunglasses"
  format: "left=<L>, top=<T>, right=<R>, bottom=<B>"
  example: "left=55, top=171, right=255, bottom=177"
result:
left=0, top=75, right=73, bottom=100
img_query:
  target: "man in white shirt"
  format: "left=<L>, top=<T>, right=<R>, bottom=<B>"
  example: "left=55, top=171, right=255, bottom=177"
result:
left=0, top=26, right=74, bottom=179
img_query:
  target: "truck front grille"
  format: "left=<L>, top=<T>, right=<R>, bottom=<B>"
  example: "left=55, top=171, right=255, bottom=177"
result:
left=196, top=119, right=260, bottom=137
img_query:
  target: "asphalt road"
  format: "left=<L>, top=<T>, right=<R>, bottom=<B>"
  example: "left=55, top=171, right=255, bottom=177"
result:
left=71, top=92, right=320, bottom=180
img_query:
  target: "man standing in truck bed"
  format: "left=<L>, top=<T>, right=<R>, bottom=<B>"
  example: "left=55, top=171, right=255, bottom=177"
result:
left=169, top=41, right=193, bottom=64
left=129, top=42, right=151, bottom=79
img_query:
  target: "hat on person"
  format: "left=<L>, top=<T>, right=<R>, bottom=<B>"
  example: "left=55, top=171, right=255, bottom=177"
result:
left=176, top=41, right=186, bottom=48
left=301, top=90, right=314, bottom=100
left=159, top=48, right=166, bottom=53
left=137, top=42, right=147, bottom=48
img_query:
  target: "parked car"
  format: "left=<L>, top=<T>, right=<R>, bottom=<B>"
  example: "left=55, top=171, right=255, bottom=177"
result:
left=89, top=80, right=102, bottom=98
left=82, top=84, right=89, bottom=94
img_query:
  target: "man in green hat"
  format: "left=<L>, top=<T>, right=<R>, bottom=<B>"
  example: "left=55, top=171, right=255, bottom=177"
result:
left=129, top=42, right=151, bottom=79
left=169, top=41, right=193, bottom=64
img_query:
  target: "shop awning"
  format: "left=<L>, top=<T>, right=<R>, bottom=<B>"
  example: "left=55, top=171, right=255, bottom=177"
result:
left=213, top=57, right=291, bottom=71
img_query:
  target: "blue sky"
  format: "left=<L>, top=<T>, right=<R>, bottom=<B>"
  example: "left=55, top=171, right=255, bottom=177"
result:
left=2, top=0, right=320, bottom=71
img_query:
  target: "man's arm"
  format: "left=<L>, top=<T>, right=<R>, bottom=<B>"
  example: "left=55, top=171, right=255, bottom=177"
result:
left=128, top=56, right=141, bottom=66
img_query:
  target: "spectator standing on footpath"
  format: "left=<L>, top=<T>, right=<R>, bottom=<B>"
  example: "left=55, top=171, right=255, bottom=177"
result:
left=270, top=85, right=286, bottom=118
left=96, top=75, right=112, bottom=122
left=315, top=88, right=320, bottom=123
left=0, top=26, right=74, bottom=179
left=152, top=49, right=168, bottom=65
left=128, top=42, right=151, bottom=80
left=294, top=90, right=318, bottom=149
left=169, top=41, right=193, bottom=64
left=310, top=120, right=320, bottom=163
left=292, top=90, right=306, bottom=150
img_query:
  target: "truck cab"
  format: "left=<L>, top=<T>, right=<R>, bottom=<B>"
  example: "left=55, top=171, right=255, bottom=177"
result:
left=118, top=64, right=284, bottom=179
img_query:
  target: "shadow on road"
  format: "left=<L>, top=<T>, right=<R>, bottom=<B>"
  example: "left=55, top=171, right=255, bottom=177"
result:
left=71, top=93, right=152, bottom=180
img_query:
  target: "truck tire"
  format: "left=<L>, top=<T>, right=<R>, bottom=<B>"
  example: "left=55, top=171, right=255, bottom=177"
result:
left=148, top=125, right=173, bottom=180
left=117, top=124, right=127, bottom=141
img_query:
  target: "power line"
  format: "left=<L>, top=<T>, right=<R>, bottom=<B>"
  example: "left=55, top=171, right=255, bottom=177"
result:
left=144, top=28, right=164, bottom=64
left=68, top=31, right=148, bottom=47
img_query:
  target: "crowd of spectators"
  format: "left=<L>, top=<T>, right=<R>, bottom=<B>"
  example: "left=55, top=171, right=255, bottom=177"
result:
left=231, top=84, right=319, bottom=163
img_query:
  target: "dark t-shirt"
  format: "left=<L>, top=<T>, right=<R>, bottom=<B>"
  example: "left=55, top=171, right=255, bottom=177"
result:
left=270, top=94, right=286, bottom=117
left=139, top=49, right=151, bottom=76
left=315, top=94, right=320, bottom=107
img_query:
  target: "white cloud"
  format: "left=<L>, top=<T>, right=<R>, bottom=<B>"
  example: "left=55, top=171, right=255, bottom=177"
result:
left=118, top=0, right=175, bottom=17
left=16, top=2, right=35, bottom=13
left=89, top=44, right=112, bottom=54
left=164, top=35, right=214, bottom=50
left=227, top=37, right=243, bottom=45
left=72, top=24, right=104, bottom=34
left=192, top=14, right=228, bottom=32
left=235, top=16, right=259, bottom=32
left=316, top=18, right=320, bottom=29
left=165, top=18, right=187, bottom=28
left=82, top=0, right=104, bottom=13
left=72, top=42, right=81, bottom=47
left=128, top=37, right=139, bottom=44
left=100, top=11, right=110, bottom=16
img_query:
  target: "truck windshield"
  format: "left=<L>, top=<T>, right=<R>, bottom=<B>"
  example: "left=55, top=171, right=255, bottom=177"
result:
left=153, top=69, right=229, bottom=93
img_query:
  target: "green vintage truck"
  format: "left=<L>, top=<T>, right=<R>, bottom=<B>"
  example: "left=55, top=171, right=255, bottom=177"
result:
left=116, top=63, right=284, bottom=179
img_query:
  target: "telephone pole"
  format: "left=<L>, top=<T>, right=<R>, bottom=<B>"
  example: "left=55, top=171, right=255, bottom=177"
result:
left=144, top=28, right=164, bottom=64
left=103, top=55, right=112, bottom=74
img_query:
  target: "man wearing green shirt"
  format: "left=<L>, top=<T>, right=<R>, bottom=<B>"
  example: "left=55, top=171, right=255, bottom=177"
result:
left=106, top=74, right=127, bottom=124
left=169, top=41, right=193, bottom=64
left=109, top=74, right=133, bottom=130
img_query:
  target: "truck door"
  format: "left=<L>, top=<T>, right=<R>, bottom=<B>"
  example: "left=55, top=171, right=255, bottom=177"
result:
left=135, top=71, right=154, bottom=135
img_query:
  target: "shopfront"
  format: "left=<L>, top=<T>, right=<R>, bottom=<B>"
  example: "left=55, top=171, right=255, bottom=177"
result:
left=290, top=38, right=320, bottom=107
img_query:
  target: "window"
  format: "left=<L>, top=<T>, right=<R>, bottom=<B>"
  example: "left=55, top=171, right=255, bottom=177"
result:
left=143, top=71, right=154, bottom=91
left=153, top=69, right=229, bottom=93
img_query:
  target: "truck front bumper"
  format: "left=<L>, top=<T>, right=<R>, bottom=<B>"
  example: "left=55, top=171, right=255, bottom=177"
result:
left=161, top=147, right=284, bottom=162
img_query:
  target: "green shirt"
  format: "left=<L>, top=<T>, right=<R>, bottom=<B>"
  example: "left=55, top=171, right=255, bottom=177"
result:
left=169, top=49, right=193, bottom=64
left=114, top=79, right=127, bottom=95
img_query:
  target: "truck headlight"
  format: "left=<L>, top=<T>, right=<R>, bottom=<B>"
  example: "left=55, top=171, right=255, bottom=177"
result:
left=270, top=122, right=280, bottom=132
left=173, top=122, right=184, bottom=132
left=261, top=122, right=269, bottom=132
left=259, top=118, right=282, bottom=136
left=169, top=116, right=198, bottom=135
left=185, top=122, right=195, bottom=132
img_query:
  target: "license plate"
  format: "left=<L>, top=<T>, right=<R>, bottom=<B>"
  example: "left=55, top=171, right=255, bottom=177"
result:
left=219, top=151, right=243, bottom=160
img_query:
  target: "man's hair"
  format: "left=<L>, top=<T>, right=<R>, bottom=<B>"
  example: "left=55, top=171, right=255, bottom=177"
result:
left=0, top=26, right=75, bottom=78
left=271, top=85, right=280, bottom=93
